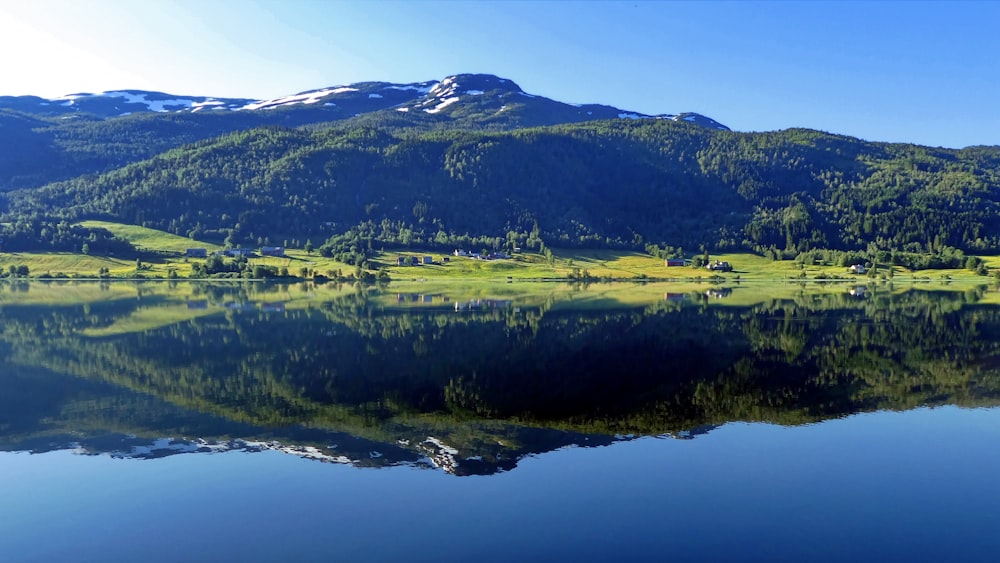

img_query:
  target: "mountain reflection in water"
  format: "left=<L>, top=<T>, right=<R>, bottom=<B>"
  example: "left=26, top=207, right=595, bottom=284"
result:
left=1, top=281, right=998, bottom=475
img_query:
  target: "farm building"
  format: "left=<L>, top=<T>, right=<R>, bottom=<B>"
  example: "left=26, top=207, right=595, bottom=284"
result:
left=185, top=248, right=208, bottom=258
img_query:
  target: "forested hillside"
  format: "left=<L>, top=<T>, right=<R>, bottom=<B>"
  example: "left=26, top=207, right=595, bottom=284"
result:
left=6, top=118, right=1000, bottom=257
left=0, top=107, right=375, bottom=191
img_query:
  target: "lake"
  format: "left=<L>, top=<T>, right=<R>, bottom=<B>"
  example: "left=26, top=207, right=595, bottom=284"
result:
left=2, top=280, right=1000, bottom=561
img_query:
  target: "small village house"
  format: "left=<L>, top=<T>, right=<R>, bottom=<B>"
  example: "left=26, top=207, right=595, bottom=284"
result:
left=706, top=260, right=732, bottom=272
left=223, top=248, right=255, bottom=258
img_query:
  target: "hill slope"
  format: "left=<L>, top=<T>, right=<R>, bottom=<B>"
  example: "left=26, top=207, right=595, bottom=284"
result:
left=7, top=120, right=1000, bottom=255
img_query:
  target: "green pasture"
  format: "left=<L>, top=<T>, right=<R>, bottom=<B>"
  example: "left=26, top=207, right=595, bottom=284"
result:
left=0, top=221, right=996, bottom=286
left=79, top=220, right=224, bottom=253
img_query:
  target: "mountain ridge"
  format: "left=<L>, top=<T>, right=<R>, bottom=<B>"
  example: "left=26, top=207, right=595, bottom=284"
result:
left=0, top=72, right=728, bottom=130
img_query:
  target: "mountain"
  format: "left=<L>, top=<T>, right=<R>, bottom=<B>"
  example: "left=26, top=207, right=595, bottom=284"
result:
left=0, top=73, right=728, bottom=128
left=0, top=73, right=726, bottom=192
left=376, top=73, right=728, bottom=129
left=3, top=73, right=1000, bottom=257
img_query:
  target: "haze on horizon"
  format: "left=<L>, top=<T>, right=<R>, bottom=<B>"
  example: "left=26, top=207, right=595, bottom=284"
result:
left=0, top=0, right=997, bottom=149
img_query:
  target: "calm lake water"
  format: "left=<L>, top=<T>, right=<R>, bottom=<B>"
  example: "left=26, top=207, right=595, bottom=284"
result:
left=2, top=281, right=1000, bottom=561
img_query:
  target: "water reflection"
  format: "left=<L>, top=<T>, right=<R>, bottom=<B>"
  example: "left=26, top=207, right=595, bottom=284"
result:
left=1, top=281, right=998, bottom=475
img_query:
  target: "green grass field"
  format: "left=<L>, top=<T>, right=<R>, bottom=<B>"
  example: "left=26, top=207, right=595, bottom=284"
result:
left=79, top=220, right=225, bottom=253
left=1, top=220, right=996, bottom=286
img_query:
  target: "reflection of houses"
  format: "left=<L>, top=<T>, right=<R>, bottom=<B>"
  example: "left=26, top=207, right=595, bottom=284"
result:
left=454, top=298, right=513, bottom=312
left=261, top=302, right=286, bottom=313
left=185, top=248, right=207, bottom=258
left=664, top=293, right=689, bottom=302
left=261, top=246, right=285, bottom=257
left=848, top=264, right=867, bottom=274
left=705, top=287, right=733, bottom=299
left=394, top=293, right=444, bottom=305
left=706, top=260, right=732, bottom=272
left=848, top=286, right=868, bottom=297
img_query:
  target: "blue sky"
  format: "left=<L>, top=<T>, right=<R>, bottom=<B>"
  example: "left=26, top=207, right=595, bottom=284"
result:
left=0, top=0, right=997, bottom=148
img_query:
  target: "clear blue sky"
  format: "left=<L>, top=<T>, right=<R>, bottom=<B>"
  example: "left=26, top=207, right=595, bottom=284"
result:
left=1, top=0, right=997, bottom=148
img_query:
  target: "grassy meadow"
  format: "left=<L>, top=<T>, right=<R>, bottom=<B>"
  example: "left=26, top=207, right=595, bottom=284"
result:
left=1, top=221, right=998, bottom=287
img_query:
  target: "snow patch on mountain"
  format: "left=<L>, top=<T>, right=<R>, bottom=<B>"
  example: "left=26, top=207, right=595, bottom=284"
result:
left=103, top=91, right=199, bottom=112
left=428, top=77, right=460, bottom=99
left=384, top=83, right=436, bottom=94
left=191, top=100, right=228, bottom=113
left=425, top=97, right=460, bottom=114
left=191, top=100, right=225, bottom=108
left=53, top=93, right=91, bottom=102
left=242, top=87, right=358, bottom=111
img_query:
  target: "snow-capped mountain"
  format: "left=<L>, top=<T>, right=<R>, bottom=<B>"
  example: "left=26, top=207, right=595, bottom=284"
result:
left=0, top=73, right=729, bottom=130
left=394, top=74, right=729, bottom=130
